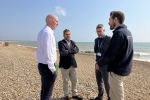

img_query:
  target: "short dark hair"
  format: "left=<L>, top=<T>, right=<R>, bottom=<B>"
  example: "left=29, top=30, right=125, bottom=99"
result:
left=96, top=24, right=104, bottom=29
left=110, top=11, right=125, bottom=24
left=63, top=29, right=70, bottom=35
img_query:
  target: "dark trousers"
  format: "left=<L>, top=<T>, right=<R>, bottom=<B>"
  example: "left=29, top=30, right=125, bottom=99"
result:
left=38, top=63, right=57, bottom=100
left=95, top=64, right=110, bottom=100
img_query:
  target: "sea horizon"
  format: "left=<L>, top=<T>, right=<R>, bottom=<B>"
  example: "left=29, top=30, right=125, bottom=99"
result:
left=6, top=41, right=150, bottom=62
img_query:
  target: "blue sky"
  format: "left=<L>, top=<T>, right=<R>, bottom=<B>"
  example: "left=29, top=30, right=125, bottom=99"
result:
left=0, top=0, right=150, bottom=42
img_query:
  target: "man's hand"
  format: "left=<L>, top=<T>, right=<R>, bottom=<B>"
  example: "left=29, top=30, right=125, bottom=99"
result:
left=52, top=71, right=54, bottom=74
left=96, top=64, right=99, bottom=70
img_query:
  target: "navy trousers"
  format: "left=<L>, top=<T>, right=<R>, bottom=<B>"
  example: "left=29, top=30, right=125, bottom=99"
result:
left=38, top=63, right=57, bottom=100
left=95, top=64, right=110, bottom=100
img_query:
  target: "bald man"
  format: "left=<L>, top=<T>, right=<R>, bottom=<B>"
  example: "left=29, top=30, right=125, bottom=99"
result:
left=37, top=14, right=59, bottom=100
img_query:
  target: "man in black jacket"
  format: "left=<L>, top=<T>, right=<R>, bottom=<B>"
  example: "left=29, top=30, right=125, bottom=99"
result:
left=58, top=29, right=83, bottom=100
left=90, top=24, right=111, bottom=100
left=97, top=11, right=133, bottom=100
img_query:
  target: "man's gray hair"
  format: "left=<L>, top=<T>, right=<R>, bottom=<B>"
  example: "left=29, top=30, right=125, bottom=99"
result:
left=96, top=24, right=104, bottom=29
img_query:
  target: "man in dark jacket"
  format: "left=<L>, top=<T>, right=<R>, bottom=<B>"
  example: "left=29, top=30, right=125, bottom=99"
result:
left=96, top=11, right=133, bottom=100
left=58, top=29, right=83, bottom=100
left=90, top=24, right=111, bottom=100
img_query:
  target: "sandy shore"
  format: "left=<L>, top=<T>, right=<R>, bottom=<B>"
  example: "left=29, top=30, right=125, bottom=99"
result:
left=0, top=44, right=150, bottom=100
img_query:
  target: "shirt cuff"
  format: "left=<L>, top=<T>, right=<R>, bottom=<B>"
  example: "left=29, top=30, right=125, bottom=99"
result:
left=48, top=63, right=56, bottom=72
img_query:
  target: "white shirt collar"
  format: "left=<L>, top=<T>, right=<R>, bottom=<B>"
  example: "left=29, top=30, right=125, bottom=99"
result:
left=44, top=25, right=54, bottom=34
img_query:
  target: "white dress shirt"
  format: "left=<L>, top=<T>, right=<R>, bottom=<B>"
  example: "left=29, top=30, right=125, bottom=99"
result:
left=36, top=25, right=57, bottom=72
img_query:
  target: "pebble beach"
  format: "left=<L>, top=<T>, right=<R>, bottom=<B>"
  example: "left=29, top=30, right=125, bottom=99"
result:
left=0, top=44, right=150, bottom=100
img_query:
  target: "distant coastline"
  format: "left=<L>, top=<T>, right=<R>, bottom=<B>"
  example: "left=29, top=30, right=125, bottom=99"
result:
left=1, top=41, right=149, bottom=62
left=8, top=42, right=150, bottom=62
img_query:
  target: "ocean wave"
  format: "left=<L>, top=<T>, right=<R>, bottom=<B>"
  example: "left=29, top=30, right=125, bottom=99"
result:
left=133, top=58, right=150, bottom=62
left=15, top=45, right=150, bottom=57
left=17, top=45, right=37, bottom=48
left=79, top=51, right=94, bottom=53
left=26, top=46, right=37, bottom=48
left=134, top=52, right=150, bottom=56
left=15, top=45, right=150, bottom=62
left=79, top=51, right=150, bottom=56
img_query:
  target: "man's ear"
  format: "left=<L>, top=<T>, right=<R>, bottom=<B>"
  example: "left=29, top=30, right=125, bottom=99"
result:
left=103, top=29, right=105, bottom=32
left=114, top=17, right=118, bottom=23
left=49, top=18, right=52, bottom=23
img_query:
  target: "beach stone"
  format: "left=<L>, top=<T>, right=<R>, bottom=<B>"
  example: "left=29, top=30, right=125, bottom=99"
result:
left=0, top=44, right=150, bottom=99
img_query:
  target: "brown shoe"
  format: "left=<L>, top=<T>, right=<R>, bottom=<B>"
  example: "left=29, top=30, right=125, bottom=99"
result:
left=64, top=96, right=70, bottom=100
left=72, top=95, right=83, bottom=100
left=90, top=97, right=102, bottom=100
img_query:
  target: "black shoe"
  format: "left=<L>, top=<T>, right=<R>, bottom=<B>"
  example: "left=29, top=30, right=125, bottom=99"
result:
left=90, top=97, right=102, bottom=100
left=64, top=96, right=70, bottom=100
left=72, top=95, right=83, bottom=100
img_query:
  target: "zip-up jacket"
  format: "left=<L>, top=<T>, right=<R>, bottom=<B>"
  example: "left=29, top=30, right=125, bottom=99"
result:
left=97, top=24, right=133, bottom=76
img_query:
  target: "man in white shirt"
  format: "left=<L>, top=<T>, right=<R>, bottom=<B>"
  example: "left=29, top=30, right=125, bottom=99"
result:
left=37, top=14, right=59, bottom=100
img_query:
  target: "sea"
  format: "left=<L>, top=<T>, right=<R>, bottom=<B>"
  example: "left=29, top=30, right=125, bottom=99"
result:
left=10, top=41, right=150, bottom=62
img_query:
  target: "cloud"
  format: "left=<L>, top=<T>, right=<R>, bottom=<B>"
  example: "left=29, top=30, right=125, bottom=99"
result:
left=55, top=6, right=66, bottom=16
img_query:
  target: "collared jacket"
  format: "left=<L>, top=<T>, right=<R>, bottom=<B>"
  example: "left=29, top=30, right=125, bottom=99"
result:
left=97, top=24, right=133, bottom=76
left=58, top=39, right=79, bottom=69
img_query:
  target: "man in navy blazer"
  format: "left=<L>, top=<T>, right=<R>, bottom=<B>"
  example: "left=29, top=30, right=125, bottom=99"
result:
left=58, top=29, right=83, bottom=100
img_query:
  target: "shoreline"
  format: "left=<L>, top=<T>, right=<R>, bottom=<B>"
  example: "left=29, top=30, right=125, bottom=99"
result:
left=11, top=44, right=150, bottom=63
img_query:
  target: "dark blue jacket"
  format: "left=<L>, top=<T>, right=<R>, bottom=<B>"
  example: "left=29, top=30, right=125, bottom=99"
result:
left=97, top=24, right=133, bottom=76
left=58, top=39, right=79, bottom=69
